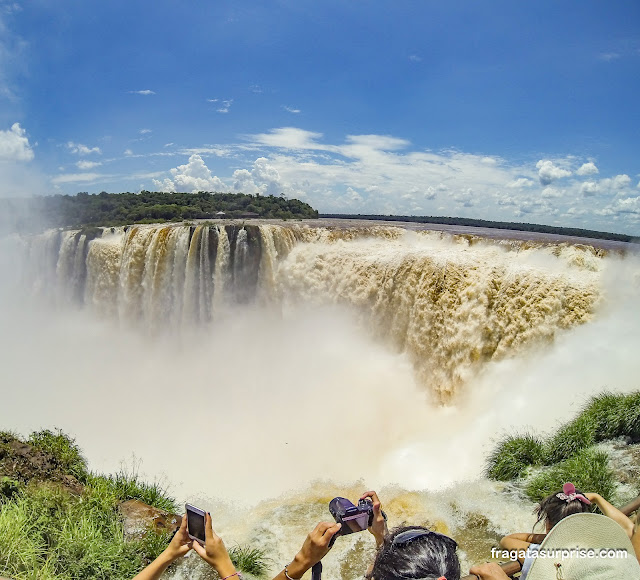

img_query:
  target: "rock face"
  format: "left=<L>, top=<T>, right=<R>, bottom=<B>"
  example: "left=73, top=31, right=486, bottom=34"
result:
left=118, top=499, right=182, bottom=540
left=0, top=437, right=83, bottom=493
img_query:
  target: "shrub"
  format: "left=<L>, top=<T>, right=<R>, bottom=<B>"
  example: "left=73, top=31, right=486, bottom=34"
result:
left=486, top=434, right=545, bottom=480
left=27, top=429, right=88, bottom=482
left=525, top=447, right=616, bottom=502
left=0, top=477, right=21, bottom=501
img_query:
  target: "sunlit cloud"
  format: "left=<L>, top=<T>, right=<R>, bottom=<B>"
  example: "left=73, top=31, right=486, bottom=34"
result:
left=0, top=123, right=34, bottom=161
left=76, top=160, right=102, bottom=170
left=129, top=89, right=155, bottom=95
left=67, top=141, right=101, bottom=156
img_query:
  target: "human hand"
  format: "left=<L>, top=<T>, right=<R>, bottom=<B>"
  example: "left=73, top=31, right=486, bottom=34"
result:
left=360, top=491, right=387, bottom=547
left=468, top=562, right=512, bottom=580
left=286, top=521, right=342, bottom=579
left=162, top=515, right=193, bottom=561
left=192, top=513, right=236, bottom=578
left=584, top=492, right=601, bottom=503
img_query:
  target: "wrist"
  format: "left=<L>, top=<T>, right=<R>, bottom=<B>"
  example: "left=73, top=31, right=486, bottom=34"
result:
left=158, top=549, right=178, bottom=566
left=287, top=552, right=312, bottom=578
left=211, top=556, right=236, bottom=578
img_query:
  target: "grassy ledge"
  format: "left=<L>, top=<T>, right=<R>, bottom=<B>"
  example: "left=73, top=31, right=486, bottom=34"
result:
left=0, top=429, right=267, bottom=579
left=485, top=390, right=640, bottom=502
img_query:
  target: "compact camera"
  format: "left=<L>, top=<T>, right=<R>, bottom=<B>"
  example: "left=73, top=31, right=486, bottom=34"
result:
left=328, top=497, right=375, bottom=543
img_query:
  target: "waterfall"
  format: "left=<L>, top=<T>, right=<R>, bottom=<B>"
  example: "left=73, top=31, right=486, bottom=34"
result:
left=23, top=223, right=606, bottom=400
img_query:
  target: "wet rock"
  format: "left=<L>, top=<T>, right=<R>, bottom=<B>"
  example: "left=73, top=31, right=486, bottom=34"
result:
left=118, top=499, right=182, bottom=540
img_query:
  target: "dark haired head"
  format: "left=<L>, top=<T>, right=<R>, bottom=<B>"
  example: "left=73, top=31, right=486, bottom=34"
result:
left=535, top=485, right=591, bottom=530
left=370, top=525, right=460, bottom=580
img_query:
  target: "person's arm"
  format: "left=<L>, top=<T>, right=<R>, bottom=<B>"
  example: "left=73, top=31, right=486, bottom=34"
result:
left=499, top=533, right=541, bottom=566
left=272, top=522, right=341, bottom=580
left=585, top=492, right=634, bottom=537
left=632, top=516, right=640, bottom=564
left=192, top=513, right=238, bottom=579
left=468, top=562, right=512, bottom=580
left=132, top=515, right=192, bottom=580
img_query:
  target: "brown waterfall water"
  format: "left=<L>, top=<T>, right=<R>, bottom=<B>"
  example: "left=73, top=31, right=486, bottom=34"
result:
left=1, top=221, right=639, bottom=577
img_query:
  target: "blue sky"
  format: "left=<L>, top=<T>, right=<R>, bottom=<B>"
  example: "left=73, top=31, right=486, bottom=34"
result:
left=1, top=0, right=639, bottom=234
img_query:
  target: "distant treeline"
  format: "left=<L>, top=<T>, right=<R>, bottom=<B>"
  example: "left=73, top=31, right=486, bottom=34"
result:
left=320, top=214, right=638, bottom=244
left=2, top=191, right=318, bottom=230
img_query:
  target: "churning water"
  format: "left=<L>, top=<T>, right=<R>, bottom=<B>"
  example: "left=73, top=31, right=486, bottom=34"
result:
left=1, top=222, right=639, bottom=576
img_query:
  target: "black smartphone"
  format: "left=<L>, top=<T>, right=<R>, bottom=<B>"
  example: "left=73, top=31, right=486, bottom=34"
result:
left=185, top=503, right=206, bottom=544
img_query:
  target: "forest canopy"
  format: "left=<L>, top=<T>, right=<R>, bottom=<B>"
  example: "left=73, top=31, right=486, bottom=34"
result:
left=3, top=191, right=318, bottom=231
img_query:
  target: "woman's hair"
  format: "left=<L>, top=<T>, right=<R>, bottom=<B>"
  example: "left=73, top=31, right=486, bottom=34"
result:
left=370, top=525, right=460, bottom=580
left=534, top=486, right=591, bottom=529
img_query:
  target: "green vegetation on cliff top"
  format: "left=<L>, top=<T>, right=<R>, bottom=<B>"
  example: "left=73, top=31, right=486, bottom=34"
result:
left=4, top=190, right=318, bottom=231
left=486, top=391, right=640, bottom=502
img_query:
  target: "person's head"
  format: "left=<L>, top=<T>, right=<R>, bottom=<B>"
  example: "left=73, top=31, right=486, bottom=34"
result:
left=535, top=482, right=591, bottom=533
left=369, top=526, right=460, bottom=580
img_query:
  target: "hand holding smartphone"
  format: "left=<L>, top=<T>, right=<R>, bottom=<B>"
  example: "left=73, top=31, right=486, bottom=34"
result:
left=185, top=503, right=207, bottom=545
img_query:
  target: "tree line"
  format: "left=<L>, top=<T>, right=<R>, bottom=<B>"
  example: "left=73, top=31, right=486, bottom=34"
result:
left=320, top=214, right=638, bottom=244
left=2, top=191, right=319, bottom=231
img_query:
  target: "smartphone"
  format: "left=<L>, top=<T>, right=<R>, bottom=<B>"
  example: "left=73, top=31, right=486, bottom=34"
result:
left=185, top=503, right=206, bottom=544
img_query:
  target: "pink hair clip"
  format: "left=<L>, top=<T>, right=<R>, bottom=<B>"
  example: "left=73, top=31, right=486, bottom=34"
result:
left=556, top=482, right=591, bottom=505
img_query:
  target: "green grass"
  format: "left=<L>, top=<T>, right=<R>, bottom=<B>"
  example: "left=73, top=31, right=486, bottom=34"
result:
left=87, top=470, right=177, bottom=513
left=486, top=390, right=640, bottom=495
left=27, top=429, right=88, bottom=482
left=229, top=545, right=270, bottom=577
left=0, top=483, right=165, bottom=580
left=525, top=447, right=616, bottom=502
left=544, top=414, right=597, bottom=464
left=486, top=433, right=545, bottom=480
left=0, top=429, right=267, bottom=579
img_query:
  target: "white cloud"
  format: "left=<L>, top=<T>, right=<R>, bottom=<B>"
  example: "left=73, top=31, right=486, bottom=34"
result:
left=540, top=186, right=562, bottom=198
left=124, top=149, right=133, bottom=156
left=0, top=123, right=34, bottom=161
left=130, top=127, right=640, bottom=234
left=67, top=141, right=101, bottom=156
left=580, top=181, right=599, bottom=197
left=139, top=129, right=152, bottom=135
left=215, top=99, right=233, bottom=113
left=51, top=172, right=106, bottom=184
left=250, top=127, right=326, bottom=150
left=152, top=154, right=228, bottom=193
left=507, top=178, right=534, bottom=188
left=76, top=160, right=102, bottom=170
left=577, top=162, right=599, bottom=176
left=283, top=106, right=301, bottom=114
left=536, top=159, right=571, bottom=185
left=408, top=54, right=422, bottom=62
left=129, top=90, right=155, bottom=95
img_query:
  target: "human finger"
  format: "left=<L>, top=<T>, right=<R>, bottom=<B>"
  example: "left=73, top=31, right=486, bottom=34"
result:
left=360, top=491, right=381, bottom=505
left=323, top=522, right=341, bottom=543
left=192, top=540, right=206, bottom=558
left=205, top=512, right=213, bottom=541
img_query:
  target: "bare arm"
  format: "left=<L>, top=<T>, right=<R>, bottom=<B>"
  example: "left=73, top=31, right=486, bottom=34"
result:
left=272, top=522, right=341, bottom=580
left=585, top=493, right=634, bottom=537
left=132, top=515, right=192, bottom=580
left=632, top=517, right=640, bottom=565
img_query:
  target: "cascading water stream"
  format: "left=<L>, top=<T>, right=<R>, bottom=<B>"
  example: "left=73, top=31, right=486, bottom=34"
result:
left=23, top=223, right=603, bottom=400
